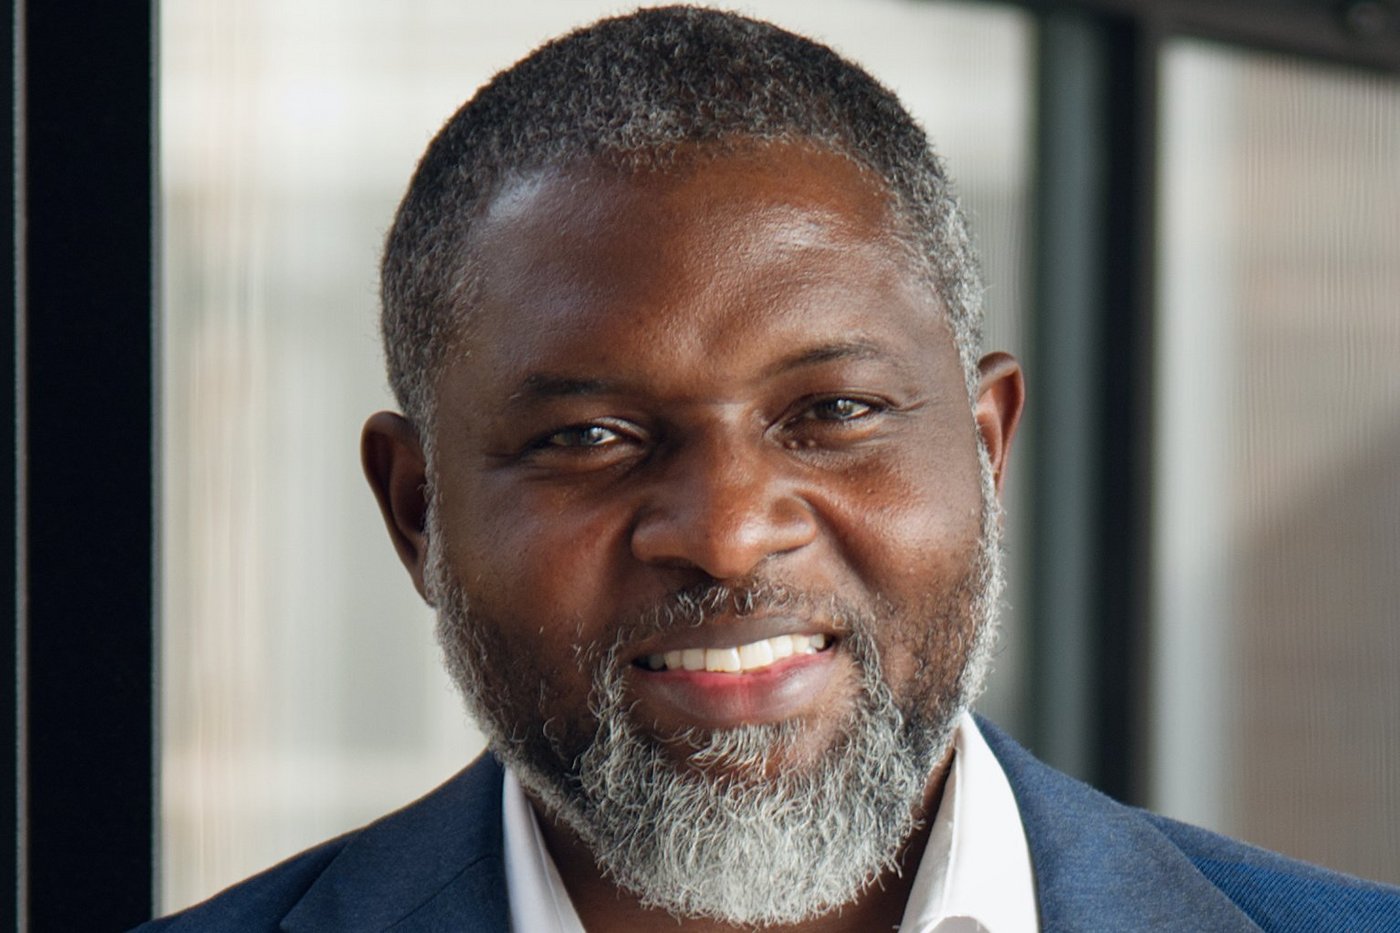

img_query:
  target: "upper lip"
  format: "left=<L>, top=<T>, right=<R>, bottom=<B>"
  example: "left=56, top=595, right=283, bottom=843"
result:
left=626, top=615, right=843, bottom=662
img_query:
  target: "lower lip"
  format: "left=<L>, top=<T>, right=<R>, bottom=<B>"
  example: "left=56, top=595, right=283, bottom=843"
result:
left=627, top=647, right=845, bottom=730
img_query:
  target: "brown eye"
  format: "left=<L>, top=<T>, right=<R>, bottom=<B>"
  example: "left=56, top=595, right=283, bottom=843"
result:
left=544, top=424, right=621, bottom=448
left=806, top=398, right=875, bottom=422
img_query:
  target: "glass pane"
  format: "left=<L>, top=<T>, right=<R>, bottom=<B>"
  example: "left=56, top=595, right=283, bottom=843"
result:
left=159, top=0, right=1033, bottom=911
left=1154, top=40, right=1400, bottom=883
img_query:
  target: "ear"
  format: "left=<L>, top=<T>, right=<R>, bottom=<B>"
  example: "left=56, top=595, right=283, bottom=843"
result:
left=362, top=411, right=433, bottom=603
left=973, top=352, right=1025, bottom=496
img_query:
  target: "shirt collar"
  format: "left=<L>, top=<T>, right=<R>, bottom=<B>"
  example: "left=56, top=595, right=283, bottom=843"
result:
left=898, top=711, right=1039, bottom=932
left=502, top=767, right=586, bottom=933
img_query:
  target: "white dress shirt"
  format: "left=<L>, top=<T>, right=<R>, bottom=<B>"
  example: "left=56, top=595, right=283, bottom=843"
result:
left=502, top=712, right=1039, bottom=932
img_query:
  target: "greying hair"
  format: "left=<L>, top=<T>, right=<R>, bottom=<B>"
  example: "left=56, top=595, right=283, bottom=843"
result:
left=380, top=5, right=984, bottom=429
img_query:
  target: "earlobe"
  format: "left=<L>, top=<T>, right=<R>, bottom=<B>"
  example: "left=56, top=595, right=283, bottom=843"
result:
left=361, top=411, right=433, bottom=602
left=973, top=352, right=1025, bottom=495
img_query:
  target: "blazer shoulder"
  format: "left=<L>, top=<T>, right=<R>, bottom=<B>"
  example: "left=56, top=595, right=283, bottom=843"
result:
left=975, top=715, right=1400, bottom=932
left=1145, top=812, right=1400, bottom=933
left=135, top=754, right=506, bottom=933
left=129, top=833, right=355, bottom=933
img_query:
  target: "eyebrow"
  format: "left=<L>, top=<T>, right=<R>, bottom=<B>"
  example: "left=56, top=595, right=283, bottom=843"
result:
left=762, top=339, right=889, bottom=377
left=508, top=373, right=616, bottom=405
left=505, top=339, right=893, bottom=406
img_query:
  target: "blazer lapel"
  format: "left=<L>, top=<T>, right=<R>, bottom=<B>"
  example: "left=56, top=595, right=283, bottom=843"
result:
left=281, top=754, right=511, bottom=932
left=977, top=718, right=1261, bottom=932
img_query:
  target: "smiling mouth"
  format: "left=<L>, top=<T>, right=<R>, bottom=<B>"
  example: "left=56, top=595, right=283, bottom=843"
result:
left=636, top=633, right=834, bottom=674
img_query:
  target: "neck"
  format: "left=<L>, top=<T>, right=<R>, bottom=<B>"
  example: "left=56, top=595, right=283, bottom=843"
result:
left=531, top=751, right=953, bottom=933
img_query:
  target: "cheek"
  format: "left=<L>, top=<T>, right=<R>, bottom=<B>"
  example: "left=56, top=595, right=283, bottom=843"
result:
left=439, top=504, right=608, bottom=738
left=444, top=485, right=628, bottom=651
left=841, top=445, right=984, bottom=593
left=831, top=445, right=985, bottom=693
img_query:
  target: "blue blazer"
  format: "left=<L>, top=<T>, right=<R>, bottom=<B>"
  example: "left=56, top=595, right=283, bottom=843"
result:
left=138, top=718, right=1400, bottom=931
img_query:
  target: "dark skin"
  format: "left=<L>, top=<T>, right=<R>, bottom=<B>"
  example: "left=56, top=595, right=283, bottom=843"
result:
left=364, top=143, right=1024, bottom=932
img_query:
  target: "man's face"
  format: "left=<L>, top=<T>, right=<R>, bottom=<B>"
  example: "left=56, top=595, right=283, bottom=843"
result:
left=376, top=142, right=1021, bottom=924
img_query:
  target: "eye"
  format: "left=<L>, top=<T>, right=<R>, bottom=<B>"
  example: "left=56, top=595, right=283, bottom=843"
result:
left=779, top=395, right=895, bottom=451
left=802, top=397, right=879, bottom=422
left=516, top=419, right=646, bottom=474
left=538, top=423, right=623, bottom=449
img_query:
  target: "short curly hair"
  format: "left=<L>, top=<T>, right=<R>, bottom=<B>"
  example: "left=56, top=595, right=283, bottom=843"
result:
left=380, top=5, right=984, bottom=429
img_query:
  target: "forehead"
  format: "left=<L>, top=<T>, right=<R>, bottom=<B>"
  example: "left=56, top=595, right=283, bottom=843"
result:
left=448, top=143, right=951, bottom=400
left=479, top=142, right=903, bottom=252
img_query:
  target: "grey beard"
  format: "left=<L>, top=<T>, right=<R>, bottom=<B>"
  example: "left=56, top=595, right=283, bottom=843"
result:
left=533, top=622, right=949, bottom=926
left=426, top=451, right=1005, bottom=926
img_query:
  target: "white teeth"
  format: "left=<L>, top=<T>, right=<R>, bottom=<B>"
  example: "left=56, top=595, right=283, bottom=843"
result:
left=641, top=633, right=832, bottom=674
left=737, top=640, right=774, bottom=669
left=706, top=647, right=742, bottom=672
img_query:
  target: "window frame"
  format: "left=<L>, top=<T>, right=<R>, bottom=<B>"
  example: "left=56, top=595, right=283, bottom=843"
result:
left=10, top=2, right=156, bottom=928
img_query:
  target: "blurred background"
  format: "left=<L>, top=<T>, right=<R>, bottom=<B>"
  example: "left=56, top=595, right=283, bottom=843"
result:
left=9, top=0, right=1399, bottom=927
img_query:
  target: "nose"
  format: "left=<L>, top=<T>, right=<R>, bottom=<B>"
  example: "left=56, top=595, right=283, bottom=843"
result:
left=630, top=435, right=818, bottom=580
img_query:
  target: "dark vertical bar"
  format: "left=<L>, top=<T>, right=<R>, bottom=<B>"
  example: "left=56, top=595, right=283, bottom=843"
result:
left=1028, top=8, right=1158, bottom=803
left=1096, top=14, right=1159, bottom=808
left=17, top=1, right=156, bottom=929
left=5, top=2, right=20, bottom=930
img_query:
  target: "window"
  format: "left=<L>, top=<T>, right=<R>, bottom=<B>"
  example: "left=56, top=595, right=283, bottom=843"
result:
left=1154, top=40, right=1400, bottom=881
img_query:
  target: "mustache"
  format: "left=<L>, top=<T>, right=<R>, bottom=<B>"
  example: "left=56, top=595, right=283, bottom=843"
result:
left=581, top=578, right=872, bottom=670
